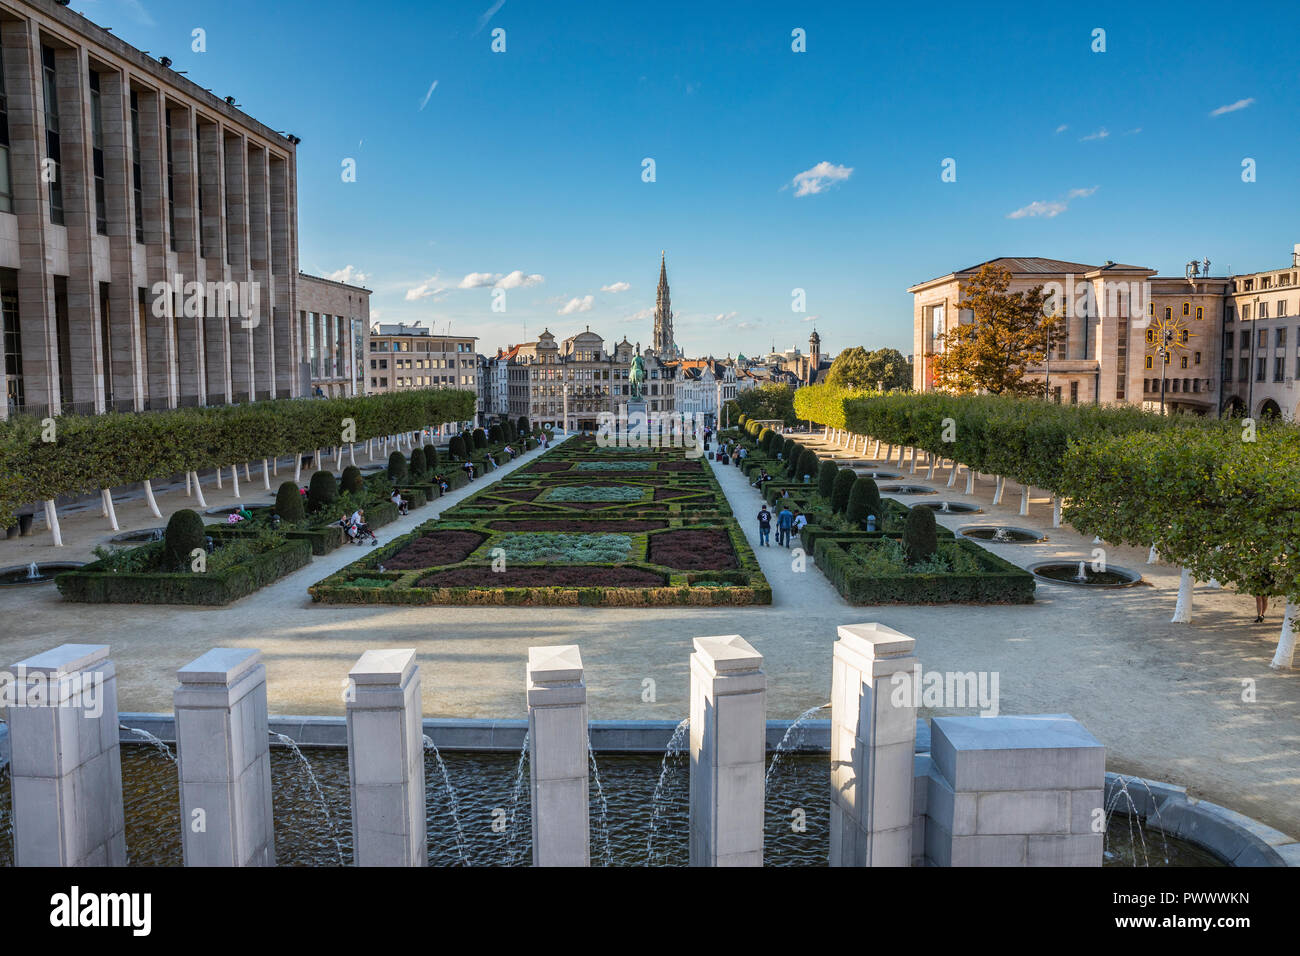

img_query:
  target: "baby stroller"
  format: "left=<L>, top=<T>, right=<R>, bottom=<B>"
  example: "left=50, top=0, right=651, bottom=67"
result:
left=353, top=521, right=379, bottom=546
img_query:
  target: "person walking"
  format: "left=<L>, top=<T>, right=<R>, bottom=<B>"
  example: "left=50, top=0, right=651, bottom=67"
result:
left=776, top=504, right=794, bottom=547
left=757, top=506, right=772, bottom=547
left=792, top=509, right=807, bottom=543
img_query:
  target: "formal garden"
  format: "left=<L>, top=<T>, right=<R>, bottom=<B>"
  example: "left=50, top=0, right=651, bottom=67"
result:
left=309, top=435, right=771, bottom=606
left=49, top=404, right=543, bottom=606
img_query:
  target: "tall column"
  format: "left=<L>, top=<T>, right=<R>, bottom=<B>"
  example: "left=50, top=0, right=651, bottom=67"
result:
left=7, top=644, right=125, bottom=866
left=526, top=644, right=589, bottom=867
left=242, top=142, right=268, bottom=403
left=829, top=622, right=918, bottom=867
left=174, top=648, right=275, bottom=867
left=689, top=634, right=765, bottom=867
left=346, top=648, right=425, bottom=867
left=170, top=103, right=205, bottom=406
left=139, top=88, right=177, bottom=408
left=268, top=151, right=294, bottom=399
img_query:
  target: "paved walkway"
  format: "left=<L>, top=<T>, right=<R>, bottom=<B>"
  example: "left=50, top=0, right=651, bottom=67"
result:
left=1, top=431, right=1297, bottom=835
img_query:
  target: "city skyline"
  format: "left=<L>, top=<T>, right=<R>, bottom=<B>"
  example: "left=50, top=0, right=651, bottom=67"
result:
left=66, top=0, right=1300, bottom=359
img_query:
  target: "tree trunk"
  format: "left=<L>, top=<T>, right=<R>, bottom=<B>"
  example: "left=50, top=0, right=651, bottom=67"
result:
left=1147, top=544, right=1159, bottom=564
left=909, top=446, right=919, bottom=474
left=1270, top=600, right=1297, bottom=670
left=44, top=499, right=63, bottom=547
left=1171, top=568, right=1194, bottom=623
left=965, top=469, right=975, bottom=495
left=101, top=489, right=119, bottom=531
left=926, top=456, right=937, bottom=481
left=191, top=472, right=208, bottom=508
left=1052, top=497, right=1062, bottom=528
left=215, top=466, right=223, bottom=489
left=294, top=453, right=303, bottom=482
left=231, top=465, right=240, bottom=499
left=948, top=462, right=959, bottom=488
left=873, top=439, right=881, bottom=458
left=263, top=459, right=271, bottom=491
left=350, top=443, right=357, bottom=466
left=244, top=462, right=252, bottom=482
left=992, top=476, right=1005, bottom=506
left=143, top=479, right=162, bottom=518
left=185, top=471, right=191, bottom=496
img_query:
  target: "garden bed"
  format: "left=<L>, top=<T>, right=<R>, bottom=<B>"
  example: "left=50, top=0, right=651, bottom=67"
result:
left=812, top=535, right=1034, bottom=605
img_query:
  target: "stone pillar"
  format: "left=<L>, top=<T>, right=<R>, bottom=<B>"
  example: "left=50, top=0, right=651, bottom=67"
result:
left=7, top=644, right=125, bottom=866
left=829, top=623, right=918, bottom=867
left=689, top=634, right=765, bottom=867
left=174, top=648, right=274, bottom=866
left=924, top=714, right=1105, bottom=866
left=346, top=648, right=425, bottom=867
left=526, top=644, right=589, bottom=867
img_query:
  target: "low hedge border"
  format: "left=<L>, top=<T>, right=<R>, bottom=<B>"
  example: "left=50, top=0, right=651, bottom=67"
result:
left=812, top=536, right=1034, bottom=605
left=56, top=538, right=312, bottom=605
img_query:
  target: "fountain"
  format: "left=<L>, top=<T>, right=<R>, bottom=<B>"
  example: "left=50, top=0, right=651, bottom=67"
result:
left=879, top=484, right=937, bottom=496
left=119, top=724, right=177, bottom=764
left=271, top=732, right=345, bottom=864
left=0, top=562, right=85, bottom=585
left=915, top=501, right=981, bottom=515
left=504, top=732, right=530, bottom=865
left=108, top=527, right=164, bottom=544
left=423, top=736, right=469, bottom=866
left=765, top=703, right=830, bottom=790
left=1030, top=561, right=1142, bottom=588
left=645, top=718, right=689, bottom=864
left=960, top=525, right=1047, bottom=544
left=588, top=733, right=613, bottom=867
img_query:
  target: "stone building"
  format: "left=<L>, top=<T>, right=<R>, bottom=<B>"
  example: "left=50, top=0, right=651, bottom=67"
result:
left=366, top=322, right=479, bottom=428
left=910, top=256, right=1228, bottom=415
left=298, top=272, right=370, bottom=398
left=1219, top=245, right=1300, bottom=421
left=672, top=357, right=736, bottom=427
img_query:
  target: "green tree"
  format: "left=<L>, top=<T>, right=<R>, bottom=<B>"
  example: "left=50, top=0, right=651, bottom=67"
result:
left=275, top=481, right=304, bottom=523
left=846, top=476, right=882, bottom=526
left=387, top=450, right=409, bottom=483
left=307, top=470, right=338, bottom=514
left=163, top=509, right=205, bottom=571
left=903, top=505, right=939, bottom=564
left=831, top=468, right=856, bottom=513
left=797, top=448, right=819, bottom=482
left=933, top=263, right=1063, bottom=395
left=826, top=347, right=912, bottom=391
left=727, top=383, right=797, bottom=427
left=408, top=447, right=427, bottom=477
left=340, top=465, right=364, bottom=494
left=817, top=460, right=838, bottom=498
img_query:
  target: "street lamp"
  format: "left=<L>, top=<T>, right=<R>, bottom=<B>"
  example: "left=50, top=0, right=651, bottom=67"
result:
left=1158, top=328, right=1173, bottom=415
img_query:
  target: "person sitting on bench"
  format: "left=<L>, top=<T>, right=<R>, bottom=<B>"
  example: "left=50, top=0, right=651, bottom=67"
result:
left=390, top=488, right=409, bottom=516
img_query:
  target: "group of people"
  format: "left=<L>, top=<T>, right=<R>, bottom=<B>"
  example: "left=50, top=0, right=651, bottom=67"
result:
left=338, top=508, right=379, bottom=546
left=756, top=503, right=806, bottom=548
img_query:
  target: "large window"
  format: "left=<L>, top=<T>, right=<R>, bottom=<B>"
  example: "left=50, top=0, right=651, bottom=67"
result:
left=0, top=44, right=11, bottom=213
left=99, top=282, right=112, bottom=405
left=42, top=46, right=64, bottom=226
left=54, top=276, right=72, bottom=409
left=165, top=109, right=176, bottom=251
left=130, top=90, right=143, bottom=243
left=2, top=274, right=21, bottom=411
left=89, top=72, right=107, bottom=234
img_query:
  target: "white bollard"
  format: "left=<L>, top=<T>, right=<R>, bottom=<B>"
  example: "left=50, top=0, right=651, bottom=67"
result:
left=347, top=649, right=426, bottom=866
left=8, top=644, right=125, bottom=865
left=689, top=635, right=765, bottom=867
left=829, top=623, right=918, bottom=867
left=527, top=645, right=590, bottom=867
left=174, top=648, right=275, bottom=866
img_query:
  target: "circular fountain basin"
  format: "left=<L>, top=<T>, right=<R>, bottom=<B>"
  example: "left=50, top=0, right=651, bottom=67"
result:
left=880, top=484, right=938, bottom=495
left=0, top=562, right=85, bottom=586
left=915, top=501, right=982, bottom=514
left=1030, top=562, right=1142, bottom=588
left=960, top=525, right=1047, bottom=544
left=203, top=504, right=271, bottom=517
left=861, top=471, right=903, bottom=480
left=109, top=527, right=165, bottom=544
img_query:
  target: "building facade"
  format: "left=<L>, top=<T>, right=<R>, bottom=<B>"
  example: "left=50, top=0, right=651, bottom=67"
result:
left=1220, top=245, right=1300, bottom=421
left=366, top=323, right=479, bottom=427
left=910, top=256, right=1227, bottom=415
left=0, top=0, right=308, bottom=419
left=673, top=358, right=736, bottom=426
left=298, top=272, right=370, bottom=398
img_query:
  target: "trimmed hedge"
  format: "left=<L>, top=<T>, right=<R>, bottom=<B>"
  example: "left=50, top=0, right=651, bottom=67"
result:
left=57, top=538, right=312, bottom=605
left=813, top=536, right=1034, bottom=605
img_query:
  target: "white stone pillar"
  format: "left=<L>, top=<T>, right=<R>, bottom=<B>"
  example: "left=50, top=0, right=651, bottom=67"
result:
left=174, top=648, right=275, bottom=867
left=346, top=648, right=425, bottom=867
left=689, top=634, right=766, bottom=867
left=527, top=644, right=589, bottom=867
left=8, top=644, right=125, bottom=865
left=829, top=623, right=918, bottom=867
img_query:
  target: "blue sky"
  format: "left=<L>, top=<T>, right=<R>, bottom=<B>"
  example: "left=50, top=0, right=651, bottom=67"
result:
left=73, top=0, right=1300, bottom=359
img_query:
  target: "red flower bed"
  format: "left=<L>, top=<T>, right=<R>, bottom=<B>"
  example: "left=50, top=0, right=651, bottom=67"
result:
left=486, top=519, right=667, bottom=533
left=654, top=487, right=709, bottom=501
left=385, top=530, right=486, bottom=569
left=493, top=488, right=542, bottom=501
left=528, top=461, right=573, bottom=472
left=658, top=460, right=703, bottom=472
left=648, top=529, right=737, bottom=570
left=415, top=566, right=666, bottom=588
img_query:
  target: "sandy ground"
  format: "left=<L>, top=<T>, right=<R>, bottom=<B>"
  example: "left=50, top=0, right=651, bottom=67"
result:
left=1, top=433, right=1297, bottom=836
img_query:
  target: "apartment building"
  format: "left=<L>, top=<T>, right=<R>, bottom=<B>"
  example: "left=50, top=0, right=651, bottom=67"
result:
left=299, top=271, right=370, bottom=398
left=366, top=323, right=478, bottom=406
left=1220, top=245, right=1300, bottom=420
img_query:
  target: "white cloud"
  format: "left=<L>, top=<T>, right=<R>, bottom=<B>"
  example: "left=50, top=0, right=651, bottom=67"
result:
left=619, top=308, right=653, bottom=323
left=714, top=311, right=738, bottom=323
left=324, top=264, right=369, bottom=285
left=1007, top=185, right=1098, bottom=220
left=601, top=281, right=631, bottom=293
left=801, top=313, right=821, bottom=323
left=496, top=270, right=544, bottom=289
left=1210, top=98, right=1254, bottom=117
left=558, top=295, right=595, bottom=315
left=789, top=161, right=853, bottom=197
left=458, top=272, right=499, bottom=289
left=1055, top=124, right=1069, bottom=134
left=405, top=277, right=447, bottom=301
left=1079, top=128, right=1110, bottom=142
left=418, top=80, right=438, bottom=111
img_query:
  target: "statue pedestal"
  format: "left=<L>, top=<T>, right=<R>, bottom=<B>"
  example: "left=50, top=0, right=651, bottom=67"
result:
left=622, top=400, right=649, bottom=446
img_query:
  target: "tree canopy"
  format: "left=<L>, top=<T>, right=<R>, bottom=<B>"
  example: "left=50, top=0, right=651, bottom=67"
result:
left=726, top=382, right=797, bottom=426
left=825, top=346, right=912, bottom=392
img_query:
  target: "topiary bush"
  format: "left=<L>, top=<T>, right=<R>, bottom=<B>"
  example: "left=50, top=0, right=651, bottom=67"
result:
left=307, top=470, right=339, bottom=514
left=903, top=504, right=939, bottom=565
left=758, top=427, right=775, bottom=454
left=449, top=435, right=467, bottom=460
left=797, top=448, right=819, bottom=482
left=340, top=466, right=364, bottom=495
left=424, top=443, right=439, bottom=471
left=518, top=416, right=531, bottom=437
left=409, top=447, right=427, bottom=477
left=472, top=428, right=487, bottom=450
left=831, top=468, right=856, bottom=514
left=846, top=476, right=882, bottom=527
left=489, top=423, right=503, bottom=444
left=818, top=460, right=838, bottom=498
left=388, top=450, right=409, bottom=483
left=163, top=508, right=206, bottom=571
left=276, top=480, right=304, bottom=523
